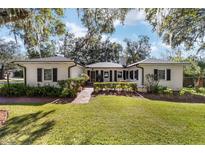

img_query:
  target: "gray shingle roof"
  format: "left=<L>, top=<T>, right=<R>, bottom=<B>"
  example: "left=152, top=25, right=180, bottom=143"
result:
left=86, top=62, right=123, bottom=68
left=14, top=56, right=73, bottom=62
left=128, top=58, right=189, bottom=67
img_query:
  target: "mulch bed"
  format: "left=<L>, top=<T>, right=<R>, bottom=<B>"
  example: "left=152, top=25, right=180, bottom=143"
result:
left=0, top=110, right=9, bottom=125
left=92, top=91, right=205, bottom=103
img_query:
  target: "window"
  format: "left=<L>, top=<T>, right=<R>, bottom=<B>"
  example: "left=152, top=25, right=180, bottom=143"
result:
left=117, top=71, right=122, bottom=78
left=44, top=69, right=52, bottom=80
left=158, top=70, right=165, bottom=80
left=104, top=71, right=109, bottom=78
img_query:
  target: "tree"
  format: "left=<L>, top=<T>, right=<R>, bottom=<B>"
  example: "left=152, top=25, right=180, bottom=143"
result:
left=124, top=35, right=151, bottom=65
left=60, top=32, right=122, bottom=65
left=0, top=9, right=130, bottom=59
left=0, top=39, right=20, bottom=79
left=144, top=8, right=205, bottom=53
left=0, top=9, right=66, bottom=58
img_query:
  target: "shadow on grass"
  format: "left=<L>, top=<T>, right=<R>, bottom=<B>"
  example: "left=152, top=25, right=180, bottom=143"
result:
left=141, top=93, right=205, bottom=104
left=0, top=110, right=55, bottom=144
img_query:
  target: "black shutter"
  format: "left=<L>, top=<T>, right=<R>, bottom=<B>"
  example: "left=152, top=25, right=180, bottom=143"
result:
left=114, top=70, right=117, bottom=82
left=37, top=68, right=42, bottom=82
left=96, top=70, right=99, bottom=82
left=101, top=70, right=104, bottom=82
left=110, top=70, right=112, bottom=82
left=68, top=68, right=70, bottom=78
left=53, top=68, right=57, bottom=82
left=154, top=69, right=158, bottom=81
left=123, top=70, right=126, bottom=80
left=130, top=71, right=133, bottom=79
left=167, top=69, right=171, bottom=81
left=135, top=70, right=139, bottom=80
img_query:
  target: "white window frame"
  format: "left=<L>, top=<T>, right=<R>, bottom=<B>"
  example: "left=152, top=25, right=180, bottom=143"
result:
left=44, top=69, right=53, bottom=81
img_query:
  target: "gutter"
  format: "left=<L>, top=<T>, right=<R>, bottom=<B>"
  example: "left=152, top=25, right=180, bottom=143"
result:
left=135, top=64, right=144, bottom=85
left=68, top=63, right=77, bottom=78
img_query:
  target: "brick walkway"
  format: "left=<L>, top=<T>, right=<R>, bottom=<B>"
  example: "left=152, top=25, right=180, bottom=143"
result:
left=72, top=87, right=94, bottom=104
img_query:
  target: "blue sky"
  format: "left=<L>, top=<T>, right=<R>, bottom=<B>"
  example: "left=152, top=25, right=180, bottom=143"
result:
left=0, top=9, right=172, bottom=58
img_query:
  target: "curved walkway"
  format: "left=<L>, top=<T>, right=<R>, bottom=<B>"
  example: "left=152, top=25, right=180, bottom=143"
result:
left=72, top=87, right=94, bottom=104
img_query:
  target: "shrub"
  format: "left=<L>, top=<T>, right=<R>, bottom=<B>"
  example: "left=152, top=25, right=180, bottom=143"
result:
left=0, top=83, right=62, bottom=97
left=58, top=77, right=87, bottom=97
left=152, top=85, right=173, bottom=95
left=93, top=82, right=137, bottom=92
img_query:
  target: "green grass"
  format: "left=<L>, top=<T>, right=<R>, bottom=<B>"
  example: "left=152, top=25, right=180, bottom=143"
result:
left=1, top=95, right=205, bottom=144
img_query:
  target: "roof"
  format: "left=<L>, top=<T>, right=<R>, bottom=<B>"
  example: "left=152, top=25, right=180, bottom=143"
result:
left=13, top=56, right=73, bottom=63
left=86, top=62, right=123, bottom=68
left=128, top=58, right=189, bottom=67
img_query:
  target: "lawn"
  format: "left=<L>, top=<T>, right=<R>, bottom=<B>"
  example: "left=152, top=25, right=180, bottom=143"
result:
left=1, top=95, right=205, bottom=144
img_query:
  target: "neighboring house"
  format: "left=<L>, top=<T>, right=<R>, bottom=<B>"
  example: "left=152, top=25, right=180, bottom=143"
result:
left=13, top=56, right=188, bottom=90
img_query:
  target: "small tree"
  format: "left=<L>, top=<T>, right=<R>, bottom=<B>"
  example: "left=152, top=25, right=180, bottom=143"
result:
left=145, top=74, right=159, bottom=93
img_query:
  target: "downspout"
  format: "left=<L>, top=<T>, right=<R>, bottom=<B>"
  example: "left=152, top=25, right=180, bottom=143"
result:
left=68, top=63, right=77, bottom=78
left=136, top=65, right=144, bottom=85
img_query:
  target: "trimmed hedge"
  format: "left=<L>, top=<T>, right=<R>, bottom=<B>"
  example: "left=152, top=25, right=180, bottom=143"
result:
left=0, top=77, right=88, bottom=97
left=0, top=83, right=62, bottom=97
left=93, top=82, right=137, bottom=92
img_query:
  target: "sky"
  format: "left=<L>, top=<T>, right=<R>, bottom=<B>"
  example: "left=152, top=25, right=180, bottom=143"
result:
left=0, top=9, right=173, bottom=58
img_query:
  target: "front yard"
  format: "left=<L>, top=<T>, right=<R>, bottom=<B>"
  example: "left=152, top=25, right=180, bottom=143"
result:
left=1, top=95, right=205, bottom=144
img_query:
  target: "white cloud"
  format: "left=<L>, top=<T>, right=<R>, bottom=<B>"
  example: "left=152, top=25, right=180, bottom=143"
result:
left=66, top=22, right=87, bottom=37
left=2, top=36, right=23, bottom=46
left=114, top=10, right=146, bottom=27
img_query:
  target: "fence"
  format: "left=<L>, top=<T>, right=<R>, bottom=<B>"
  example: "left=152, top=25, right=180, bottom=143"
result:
left=183, top=77, right=205, bottom=87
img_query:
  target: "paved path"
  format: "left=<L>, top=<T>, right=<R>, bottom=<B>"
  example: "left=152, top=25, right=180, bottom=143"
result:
left=72, top=87, right=93, bottom=104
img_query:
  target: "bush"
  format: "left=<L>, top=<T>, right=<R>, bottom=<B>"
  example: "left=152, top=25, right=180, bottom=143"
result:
left=93, top=82, right=137, bottom=92
left=0, top=83, right=62, bottom=97
left=58, top=77, right=87, bottom=97
left=152, top=85, right=173, bottom=95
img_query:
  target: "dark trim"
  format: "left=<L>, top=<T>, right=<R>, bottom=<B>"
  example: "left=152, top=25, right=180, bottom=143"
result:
left=136, top=65, right=144, bottom=85
left=53, top=68, right=58, bottom=82
left=68, top=63, right=77, bottom=78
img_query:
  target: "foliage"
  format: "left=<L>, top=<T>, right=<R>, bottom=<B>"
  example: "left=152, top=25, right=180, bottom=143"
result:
left=124, top=35, right=151, bottom=64
left=145, top=74, right=159, bottom=93
left=0, top=83, right=62, bottom=97
left=152, top=85, right=173, bottom=95
left=180, top=87, right=205, bottom=96
left=0, top=39, right=20, bottom=79
left=60, top=32, right=123, bottom=65
left=144, top=8, right=205, bottom=53
left=1, top=9, right=66, bottom=58
left=93, top=82, right=137, bottom=92
left=58, top=77, right=88, bottom=97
